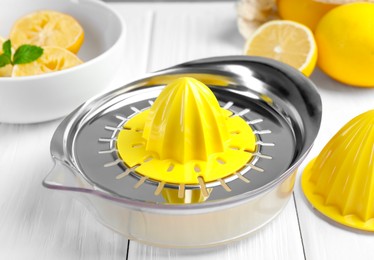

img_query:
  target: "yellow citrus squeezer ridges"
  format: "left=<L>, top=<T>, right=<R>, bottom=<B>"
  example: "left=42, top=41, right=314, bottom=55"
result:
left=302, top=110, right=374, bottom=231
left=116, top=77, right=257, bottom=202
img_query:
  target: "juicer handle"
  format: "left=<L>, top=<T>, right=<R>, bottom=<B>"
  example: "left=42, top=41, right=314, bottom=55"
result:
left=43, top=160, right=93, bottom=192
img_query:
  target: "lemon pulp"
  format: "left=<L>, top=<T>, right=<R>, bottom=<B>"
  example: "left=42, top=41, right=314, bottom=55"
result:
left=245, top=20, right=317, bottom=77
left=10, top=10, right=84, bottom=54
left=12, top=46, right=83, bottom=77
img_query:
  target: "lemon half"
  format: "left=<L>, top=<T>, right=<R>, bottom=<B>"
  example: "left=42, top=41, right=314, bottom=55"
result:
left=12, top=46, right=83, bottom=77
left=244, top=20, right=317, bottom=77
left=10, top=10, right=84, bottom=54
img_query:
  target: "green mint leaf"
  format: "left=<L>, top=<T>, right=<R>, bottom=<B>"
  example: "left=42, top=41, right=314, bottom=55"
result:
left=2, top=40, right=12, bottom=59
left=13, top=45, right=43, bottom=65
left=0, top=54, right=11, bottom=68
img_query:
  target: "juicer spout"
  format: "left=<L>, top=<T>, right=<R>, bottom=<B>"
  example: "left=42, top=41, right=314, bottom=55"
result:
left=43, top=160, right=93, bottom=191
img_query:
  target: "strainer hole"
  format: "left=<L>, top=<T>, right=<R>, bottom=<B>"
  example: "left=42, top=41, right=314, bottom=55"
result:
left=230, top=130, right=240, bottom=135
left=216, top=158, right=226, bottom=164
left=132, top=143, right=144, bottom=148
left=229, top=146, right=240, bottom=150
left=167, top=163, right=175, bottom=172
left=194, top=164, right=201, bottom=172
left=144, top=156, right=153, bottom=162
left=135, top=129, right=144, bottom=133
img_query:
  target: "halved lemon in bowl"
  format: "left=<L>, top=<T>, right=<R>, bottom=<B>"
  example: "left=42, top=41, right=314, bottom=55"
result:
left=10, top=10, right=84, bottom=54
left=12, top=46, right=83, bottom=77
left=244, top=20, right=317, bottom=77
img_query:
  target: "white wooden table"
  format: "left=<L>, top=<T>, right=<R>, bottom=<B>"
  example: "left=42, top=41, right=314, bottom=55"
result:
left=1, top=2, right=374, bottom=259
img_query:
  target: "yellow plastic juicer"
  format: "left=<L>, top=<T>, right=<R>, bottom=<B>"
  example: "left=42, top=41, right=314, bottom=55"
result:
left=302, top=110, right=374, bottom=231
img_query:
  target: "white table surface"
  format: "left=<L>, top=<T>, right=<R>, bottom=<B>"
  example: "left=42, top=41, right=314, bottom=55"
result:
left=1, top=2, right=374, bottom=260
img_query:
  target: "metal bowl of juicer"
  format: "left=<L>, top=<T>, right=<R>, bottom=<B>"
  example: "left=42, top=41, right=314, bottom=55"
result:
left=43, top=56, right=322, bottom=248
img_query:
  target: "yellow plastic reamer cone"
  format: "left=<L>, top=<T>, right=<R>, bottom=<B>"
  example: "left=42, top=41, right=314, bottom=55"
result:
left=116, top=77, right=256, bottom=200
left=302, top=110, right=374, bottom=231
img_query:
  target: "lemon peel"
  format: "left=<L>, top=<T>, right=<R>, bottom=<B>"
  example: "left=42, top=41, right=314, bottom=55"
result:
left=315, top=2, right=374, bottom=87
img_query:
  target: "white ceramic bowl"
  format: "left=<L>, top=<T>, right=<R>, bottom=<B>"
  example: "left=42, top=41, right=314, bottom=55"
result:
left=0, top=0, right=125, bottom=123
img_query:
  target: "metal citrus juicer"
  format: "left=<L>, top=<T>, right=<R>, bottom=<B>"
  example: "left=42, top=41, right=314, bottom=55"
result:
left=43, top=56, right=322, bottom=247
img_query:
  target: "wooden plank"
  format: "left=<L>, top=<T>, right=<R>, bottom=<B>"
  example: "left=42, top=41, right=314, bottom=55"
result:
left=100, top=5, right=156, bottom=90
left=144, top=2, right=242, bottom=71
left=0, top=122, right=129, bottom=259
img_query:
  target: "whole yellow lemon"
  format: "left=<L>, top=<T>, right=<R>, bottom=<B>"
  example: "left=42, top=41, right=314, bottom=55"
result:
left=277, top=0, right=337, bottom=31
left=315, top=3, right=374, bottom=87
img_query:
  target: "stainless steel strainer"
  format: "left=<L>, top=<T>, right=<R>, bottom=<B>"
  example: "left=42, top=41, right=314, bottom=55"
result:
left=43, top=56, right=322, bottom=247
